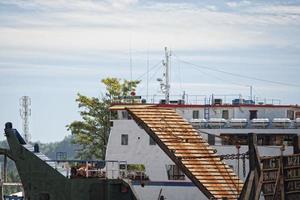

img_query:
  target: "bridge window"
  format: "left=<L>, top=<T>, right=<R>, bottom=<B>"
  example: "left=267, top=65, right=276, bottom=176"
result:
left=287, top=110, right=295, bottom=120
left=222, top=110, right=229, bottom=119
left=249, top=110, right=257, bottom=120
left=121, top=134, right=128, bottom=145
left=192, top=110, right=199, bottom=119
left=166, top=165, right=185, bottom=180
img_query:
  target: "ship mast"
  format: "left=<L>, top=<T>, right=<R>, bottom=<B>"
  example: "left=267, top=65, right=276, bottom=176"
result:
left=163, top=47, right=171, bottom=104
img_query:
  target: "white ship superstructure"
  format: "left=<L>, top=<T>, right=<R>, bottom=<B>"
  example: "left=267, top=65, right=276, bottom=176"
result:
left=106, top=97, right=300, bottom=200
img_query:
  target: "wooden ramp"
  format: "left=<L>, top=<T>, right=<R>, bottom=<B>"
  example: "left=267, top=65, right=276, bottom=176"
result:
left=127, top=106, right=243, bottom=200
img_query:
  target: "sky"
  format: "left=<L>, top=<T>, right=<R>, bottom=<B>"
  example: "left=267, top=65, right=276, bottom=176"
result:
left=1, top=0, right=300, bottom=142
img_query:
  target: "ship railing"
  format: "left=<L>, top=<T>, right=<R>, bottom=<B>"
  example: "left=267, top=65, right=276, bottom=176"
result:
left=136, top=94, right=282, bottom=105
left=46, top=159, right=128, bottom=179
left=191, top=118, right=300, bottom=129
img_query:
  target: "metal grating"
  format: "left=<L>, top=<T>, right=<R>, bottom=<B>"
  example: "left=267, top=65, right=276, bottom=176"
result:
left=126, top=106, right=243, bottom=200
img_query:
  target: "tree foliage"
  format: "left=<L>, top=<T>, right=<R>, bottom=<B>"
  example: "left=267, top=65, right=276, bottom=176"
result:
left=67, top=77, right=140, bottom=160
left=102, top=77, right=140, bottom=101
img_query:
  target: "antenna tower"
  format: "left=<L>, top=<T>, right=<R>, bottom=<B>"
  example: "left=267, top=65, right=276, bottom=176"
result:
left=157, top=47, right=171, bottom=104
left=162, top=47, right=171, bottom=104
left=20, top=96, right=31, bottom=143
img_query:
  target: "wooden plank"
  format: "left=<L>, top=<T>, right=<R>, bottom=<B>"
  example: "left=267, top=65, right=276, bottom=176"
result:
left=127, top=107, right=243, bottom=199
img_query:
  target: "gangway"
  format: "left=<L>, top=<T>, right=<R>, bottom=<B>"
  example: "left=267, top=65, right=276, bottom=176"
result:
left=127, top=106, right=243, bottom=200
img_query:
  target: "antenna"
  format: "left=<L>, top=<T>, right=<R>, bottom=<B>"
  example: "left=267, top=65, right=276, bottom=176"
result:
left=146, top=48, right=149, bottom=101
left=164, top=47, right=171, bottom=104
left=129, top=37, right=133, bottom=82
left=157, top=47, right=171, bottom=104
left=20, top=96, right=31, bottom=143
left=250, top=85, right=253, bottom=101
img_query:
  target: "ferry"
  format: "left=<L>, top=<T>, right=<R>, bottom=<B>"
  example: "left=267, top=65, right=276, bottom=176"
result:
left=105, top=48, right=300, bottom=200
left=106, top=96, right=300, bottom=200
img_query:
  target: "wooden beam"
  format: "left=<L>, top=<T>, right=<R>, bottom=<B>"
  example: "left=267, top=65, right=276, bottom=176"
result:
left=126, top=108, right=215, bottom=199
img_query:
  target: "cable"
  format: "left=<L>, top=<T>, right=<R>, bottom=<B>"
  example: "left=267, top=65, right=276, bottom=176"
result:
left=137, top=63, right=163, bottom=95
left=173, top=53, right=300, bottom=88
left=178, top=61, right=183, bottom=91
left=135, top=61, right=162, bottom=80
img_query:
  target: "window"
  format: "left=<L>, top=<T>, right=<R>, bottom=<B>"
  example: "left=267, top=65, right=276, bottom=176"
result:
left=121, top=111, right=132, bottom=120
left=166, top=165, right=185, bottom=180
left=249, top=110, right=257, bottom=120
left=222, top=110, right=229, bottom=119
left=121, top=134, right=128, bottom=145
left=208, top=134, right=215, bottom=145
left=149, top=136, right=156, bottom=145
left=121, top=111, right=128, bottom=119
left=296, top=112, right=300, bottom=119
left=110, top=121, right=114, bottom=127
left=287, top=110, right=295, bottom=120
left=192, top=110, right=199, bottom=119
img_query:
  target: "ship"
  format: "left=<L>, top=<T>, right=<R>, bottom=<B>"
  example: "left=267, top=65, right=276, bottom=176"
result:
left=106, top=97, right=300, bottom=199
left=3, top=122, right=139, bottom=200
left=104, top=48, right=300, bottom=199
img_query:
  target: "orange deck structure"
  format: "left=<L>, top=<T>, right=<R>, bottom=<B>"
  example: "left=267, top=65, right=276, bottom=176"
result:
left=126, top=106, right=243, bottom=200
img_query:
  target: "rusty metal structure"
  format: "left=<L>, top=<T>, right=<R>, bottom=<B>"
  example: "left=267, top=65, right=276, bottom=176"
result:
left=239, top=133, right=300, bottom=200
left=126, top=106, right=243, bottom=199
left=238, top=133, right=262, bottom=200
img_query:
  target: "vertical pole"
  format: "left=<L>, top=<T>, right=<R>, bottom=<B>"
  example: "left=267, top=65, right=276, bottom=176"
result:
left=3, top=155, right=7, bottom=183
left=0, top=158, right=2, bottom=200
left=164, top=47, right=170, bottom=104
left=293, top=135, right=300, bottom=154
left=250, top=86, right=253, bottom=101
left=248, top=133, right=257, bottom=171
left=146, top=48, right=149, bottom=102
left=280, top=146, right=285, bottom=200
left=130, top=39, right=133, bottom=82
left=237, top=144, right=240, bottom=177
left=248, top=132, right=263, bottom=200
left=236, top=144, right=241, bottom=197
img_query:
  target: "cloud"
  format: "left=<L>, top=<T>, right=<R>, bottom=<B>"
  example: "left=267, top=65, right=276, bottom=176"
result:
left=226, top=2, right=238, bottom=8
left=226, top=1, right=251, bottom=8
left=0, top=0, right=139, bottom=11
left=248, top=4, right=300, bottom=15
left=0, top=0, right=300, bottom=60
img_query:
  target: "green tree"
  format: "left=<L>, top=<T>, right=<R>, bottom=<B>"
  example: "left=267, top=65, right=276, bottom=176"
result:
left=67, top=77, right=140, bottom=160
left=102, top=77, right=140, bottom=101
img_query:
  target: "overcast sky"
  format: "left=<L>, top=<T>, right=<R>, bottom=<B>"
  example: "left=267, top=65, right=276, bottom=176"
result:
left=1, top=0, right=300, bottom=142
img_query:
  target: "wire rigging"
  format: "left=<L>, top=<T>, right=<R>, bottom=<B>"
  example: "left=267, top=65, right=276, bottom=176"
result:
left=137, top=63, right=163, bottom=95
left=173, top=53, right=300, bottom=88
left=135, top=61, right=162, bottom=80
